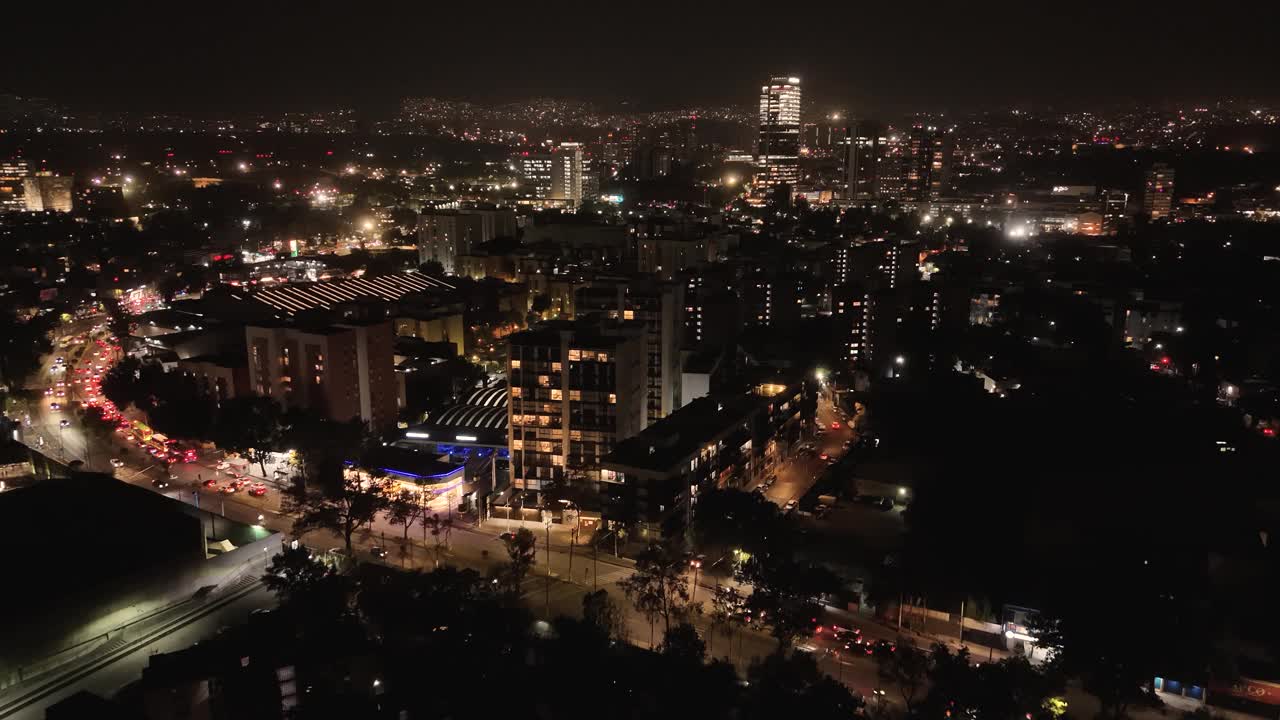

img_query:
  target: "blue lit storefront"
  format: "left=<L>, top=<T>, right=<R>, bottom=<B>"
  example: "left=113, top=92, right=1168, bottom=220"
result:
left=396, top=385, right=511, bottom=512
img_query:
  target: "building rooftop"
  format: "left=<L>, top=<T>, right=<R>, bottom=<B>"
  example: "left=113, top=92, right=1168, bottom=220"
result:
left=249, top=272, right=454, bottom=315
left=604, top=393, right=760, bottom=473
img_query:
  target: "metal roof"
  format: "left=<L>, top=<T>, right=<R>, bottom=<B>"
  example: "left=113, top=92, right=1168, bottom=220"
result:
left=251, top=272, right=454, bottom=314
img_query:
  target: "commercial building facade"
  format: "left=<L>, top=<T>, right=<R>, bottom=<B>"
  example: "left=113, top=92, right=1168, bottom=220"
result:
left=757, top=76, right=802, bottom=189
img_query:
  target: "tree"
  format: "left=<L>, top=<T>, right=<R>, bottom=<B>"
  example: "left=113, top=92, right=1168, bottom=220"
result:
left=582, top=589, right=627, bottom=643
left=497, top=527, right=537, bottom=598
left=619, top=540, right=691, bottom=644
left=744, top=650, right=865, bottom=720
left=661, top=622, right=706, bottom=665
left=0, top=309, right=51, bottom=390
left=875, top=639, right=929, bottom=714
left=211, top=396, right=283, bottom=475
left=289, top=467, right=393, bottom=556
left=424, top=512, right=453, bottom=568
left=743, top=553, right=838, bottom=649
left=387, top=489, right=427, bottom=544
left=263, top=545, right=332, bottom=604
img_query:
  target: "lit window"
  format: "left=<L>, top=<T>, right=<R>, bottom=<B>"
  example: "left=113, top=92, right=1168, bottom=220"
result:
left=512, top=439, right=523, bottom=450
left=550, top=389, right=562, bottom=400
left=568, top=349, right=581, bottom=361
left=510, top=359, right=521, bottom=369
left=511, top=387, right=522, bottom=398
left=551, top=362, right=562, bottom=372
left=538, top=375, right=550, bottom=387
left=623, top=310, right=635, bottom=320
left=608, top=393, right=617, bottom=404
left=570, top=390, right=581, bottom=401
left=597, top=353, right=608, bottom=363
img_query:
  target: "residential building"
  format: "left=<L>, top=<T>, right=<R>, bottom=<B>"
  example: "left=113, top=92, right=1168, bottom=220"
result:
left=552, top=142, right=585, bottom=204
left=416, top=208, right=515, bottom=273
left=575, top=279, right=685, bottom=423
left=506, top=320, right=646, bottom=490
left=176, top=355, right=250, bottom=406
left=245, top=311, right=401, bottom=431
left=1102, top=190, right=1128, bottom=234
left=602, top=378, right=806, bottom=536
left=520, top=153, right=555, bottom=199
left=833, top=283, right=874, bottom=366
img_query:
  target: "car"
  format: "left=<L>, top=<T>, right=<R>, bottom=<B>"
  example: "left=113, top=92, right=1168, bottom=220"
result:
left=753, top=485, right=767, bottom=495
left=152, top=478, right=170, bottom=489
left=220, top=484, right=238, bottom=494
left=49, top=403, right=61, bottom=410
left=831, top=421, right=841, bottom=429
left=870, top=639, right=896, bottom=656
left=59, top=419, right=71, bottom=428
left=370, top=546, right=389, bottom=559
left=215, top=461, right=231, bottom=470
left=203, top=478, right=218, bottom=488
left=43, top=388, right=53, bottom=396
left=784, top=500, right=798, bottom=512
left=110, top=458, right=124, bottom=468
left=249, top=484, right=268, bottom=497
left=54, top=356, right=64, bottom=364
left=877, top=497, right=895, bottom=511
left=498, top=532, right=517, bottom=543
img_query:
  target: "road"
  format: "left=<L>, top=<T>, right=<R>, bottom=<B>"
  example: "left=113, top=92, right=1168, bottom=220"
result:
left=0, top=584, right=275, bottom=720
left=9, top=337, right=917, bottom=704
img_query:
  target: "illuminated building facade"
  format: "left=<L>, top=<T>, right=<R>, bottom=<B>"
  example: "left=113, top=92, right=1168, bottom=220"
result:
left=1143, top=163, right=1175, bottom=220
left=756, top=76, right=802, bottom=189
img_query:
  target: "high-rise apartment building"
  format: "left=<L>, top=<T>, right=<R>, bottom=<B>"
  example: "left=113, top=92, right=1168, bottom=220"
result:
left=416, top=208, right=516, bottom=273
left=22, top=173, right=73, bottom=212
left=833, top=283, right=874, bottom=366
left=1101, top=190, right=1128, bottom=234
left=575, top=280, right=685, bottom=424
left=507, top=321, right=647, bottom=490
left=1143, top=163, right=1175, bottom=220
left=245, top=314, right=400, bottom=431
left=552, top=142, right=585, bottom=204
left=756, top=76, right=802, bottom=190
left=0, top=158, right=29, bottom=212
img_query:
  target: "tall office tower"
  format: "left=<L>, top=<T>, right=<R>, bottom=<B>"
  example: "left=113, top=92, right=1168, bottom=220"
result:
left=520, top=153, right=555, bottom=199
left=416, top=208, right=516, bottom=273
left=1101, top=190, right=1128, bottom=234
left=574, top=280, right=685, bottom=424
left=0, top=158, right=29, bottom=212
left=22, top=173, right=73, bottom=212
left=507, top=320, right=647, bottom=489
left=1143, top=163, right=1175, bottom=220
left=833, top=283, right=874, bottom=366
left=245, top=315, right=400, bottom=431
left=845, top=124, right=881, bottom=200
left=875, top=133, right=908, bottom=201
left=552, top=142, right=585, bottom=205
left=904, top=125, right=953, bottom=201
left=756, top=76, right=802, bottom=190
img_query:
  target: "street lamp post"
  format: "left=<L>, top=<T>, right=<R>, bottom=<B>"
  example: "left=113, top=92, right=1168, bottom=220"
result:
left=544, top=516, right=552, bottom=617
left=689, top=558, right=702, bottom=604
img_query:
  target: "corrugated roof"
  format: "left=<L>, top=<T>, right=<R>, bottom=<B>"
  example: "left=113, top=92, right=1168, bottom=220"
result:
left=251, top=272, right=454, bottom=314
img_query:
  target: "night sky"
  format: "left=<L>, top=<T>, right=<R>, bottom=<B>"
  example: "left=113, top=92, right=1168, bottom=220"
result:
left=5, top=1, right=1278, bottom=114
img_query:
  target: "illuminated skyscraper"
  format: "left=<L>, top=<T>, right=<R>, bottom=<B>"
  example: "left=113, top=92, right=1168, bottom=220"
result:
left=756, top=76, right=802, bottom=190
left=552, top=142, right=584, bottom=204
left=1143, top=163, right=1175, bottom=220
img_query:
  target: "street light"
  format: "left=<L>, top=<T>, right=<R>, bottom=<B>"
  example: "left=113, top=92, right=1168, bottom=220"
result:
left=894, top=355, right=905, bottom=366
left=689, top=558, right=703, bottom=603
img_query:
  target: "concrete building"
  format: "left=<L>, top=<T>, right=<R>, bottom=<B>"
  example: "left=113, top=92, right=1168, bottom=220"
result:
left=602, top=378, right=805, bottom=536
left=246, top=314, right=401, bottom=431
left=506, top=320, right=647, bottom=490
left=22, top=172, right=73, bottom=212
left=0, top=158, right=28, bottom=212
left=552, top=142, right=585, bottom=205
left=757, top=76, right=802, bottom=190
left=1144, top=163, right=1175, bottom=220
left=417, top=208, right=516, bottom=274
left=176, top=355, right=250, bottom=406
left=574, top=279, right=685, bottom=423
left=833, top=283, right=874, bottom=366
